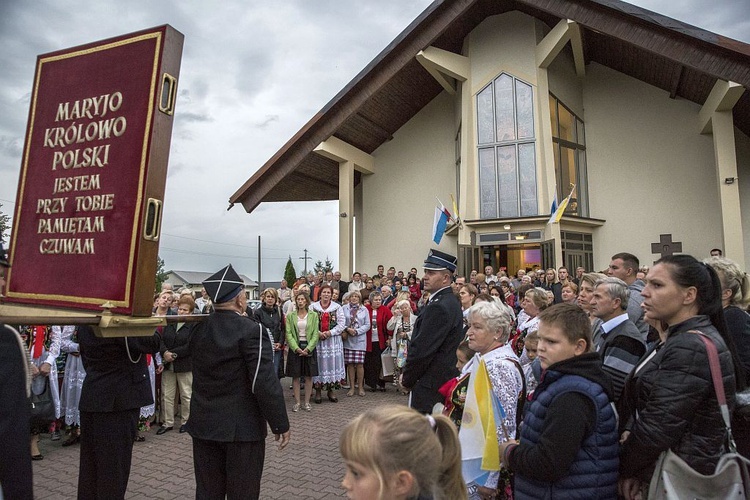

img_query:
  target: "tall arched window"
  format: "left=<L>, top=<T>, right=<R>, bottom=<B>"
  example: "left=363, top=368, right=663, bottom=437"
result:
left=550, top=94, right=588, bottom=217
left=476, top=73, right=537, bottom=219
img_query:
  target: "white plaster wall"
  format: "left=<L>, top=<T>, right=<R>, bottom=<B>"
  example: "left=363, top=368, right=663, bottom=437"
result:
left=736, top=127, right=750, bottom=268
left=584, top=62, right=722, bottom=270
left=467, top=12, right=539, bottom=91
left=356, top=91, right=457, bottom=273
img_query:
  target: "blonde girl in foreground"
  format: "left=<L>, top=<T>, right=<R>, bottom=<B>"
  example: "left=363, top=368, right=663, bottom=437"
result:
left=340, top=405, right=467, bottom=500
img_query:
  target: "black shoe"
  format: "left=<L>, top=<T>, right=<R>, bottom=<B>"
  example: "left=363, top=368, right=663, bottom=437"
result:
left=62, top=434, right=80, bottom=447
left=156, top=426, right=173, bottom=435
left=179, top=425, right=187, bottom=433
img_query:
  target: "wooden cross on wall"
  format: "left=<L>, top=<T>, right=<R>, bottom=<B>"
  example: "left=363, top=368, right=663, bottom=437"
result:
left=651, top=234, right=683, bottom=258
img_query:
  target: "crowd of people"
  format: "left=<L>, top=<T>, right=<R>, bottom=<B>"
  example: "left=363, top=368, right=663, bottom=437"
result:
left=4, top=242, right=750, bottom=500
left=335, top=249, right=750, bottom=500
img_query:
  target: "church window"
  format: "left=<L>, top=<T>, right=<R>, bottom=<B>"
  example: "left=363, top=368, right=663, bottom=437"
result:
left=477, top=73, right=537, bottom=219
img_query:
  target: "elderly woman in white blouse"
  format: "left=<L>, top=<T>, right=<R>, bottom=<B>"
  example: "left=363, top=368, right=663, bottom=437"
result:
left=463, top=300, right=524, bottom=498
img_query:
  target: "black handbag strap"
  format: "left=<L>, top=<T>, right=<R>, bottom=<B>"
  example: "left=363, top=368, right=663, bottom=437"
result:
left=691, top=330, right=738, bottom=453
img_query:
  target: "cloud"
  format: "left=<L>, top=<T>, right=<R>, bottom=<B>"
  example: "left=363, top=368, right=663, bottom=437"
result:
left=176, top=111, right=212, bottom=123
left=0, top=136, right=23, bottom=159
left=254, top=115, right=279, bottom=129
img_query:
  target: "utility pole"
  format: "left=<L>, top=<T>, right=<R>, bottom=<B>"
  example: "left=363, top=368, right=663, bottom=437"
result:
left=299, top=249, right=311, bottom=276
left=257, top=235, right=261, bottom=297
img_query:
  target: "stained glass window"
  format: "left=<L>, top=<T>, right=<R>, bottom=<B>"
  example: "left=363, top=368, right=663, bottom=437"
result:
left=476, top=74, right=537, bottom=219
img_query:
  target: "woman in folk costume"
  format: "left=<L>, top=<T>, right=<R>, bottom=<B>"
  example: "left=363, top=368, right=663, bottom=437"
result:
left=20, top=325, right=62, bottom=460
left=311, top=284, right=346, bottom=403
left=59, top=325, right=85, bottom=446
left=135, top=347, right=162, bottom=441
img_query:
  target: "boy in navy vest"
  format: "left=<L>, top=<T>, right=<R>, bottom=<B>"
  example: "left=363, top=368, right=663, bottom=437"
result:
left=499, top=303, right=619, bottom=499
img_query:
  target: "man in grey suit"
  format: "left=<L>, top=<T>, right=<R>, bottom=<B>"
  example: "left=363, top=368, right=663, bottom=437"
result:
left=590, top=277, right=646, bottom=403
left=401, top=249, right=464, bottom=414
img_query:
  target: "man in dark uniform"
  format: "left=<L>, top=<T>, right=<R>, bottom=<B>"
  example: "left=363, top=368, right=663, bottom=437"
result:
left=188, top=264, right=290, bottom=500
left=401, top=249, right=464, bottom=414
left=0, top=242, right=34, bottom=499
left=77, top=321, right=161, bottom=498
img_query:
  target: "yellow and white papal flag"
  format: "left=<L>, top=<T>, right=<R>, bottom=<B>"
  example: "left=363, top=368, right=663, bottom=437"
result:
left=458, top=357, right=506, bottom=484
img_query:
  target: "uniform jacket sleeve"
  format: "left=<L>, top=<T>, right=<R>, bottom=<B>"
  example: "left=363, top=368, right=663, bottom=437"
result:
left=401, top=300, right=451, bottom=388
left=239, top=322, right=290, bottom=434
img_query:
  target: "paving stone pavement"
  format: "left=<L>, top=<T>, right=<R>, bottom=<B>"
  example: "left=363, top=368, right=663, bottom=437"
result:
left=31, top=379, right=408, bottom=499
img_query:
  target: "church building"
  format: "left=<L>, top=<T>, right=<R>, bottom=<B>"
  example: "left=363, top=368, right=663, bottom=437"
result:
left=230, top=0, right=750, bottom=277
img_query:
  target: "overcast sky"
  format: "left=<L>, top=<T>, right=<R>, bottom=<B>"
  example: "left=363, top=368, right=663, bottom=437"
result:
left=1, top=0, right=748, bottom=281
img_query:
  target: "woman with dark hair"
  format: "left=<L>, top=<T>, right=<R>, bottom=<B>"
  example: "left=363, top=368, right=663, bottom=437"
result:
left=254, top=288, right=285, bottom=379
left=311, top=285, right=346, bottom=403
left=618, top=254, right=745, bottom=499
left=490, top=285, right=516, bottom=326
left=499, top=281, right=515, bottom=310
